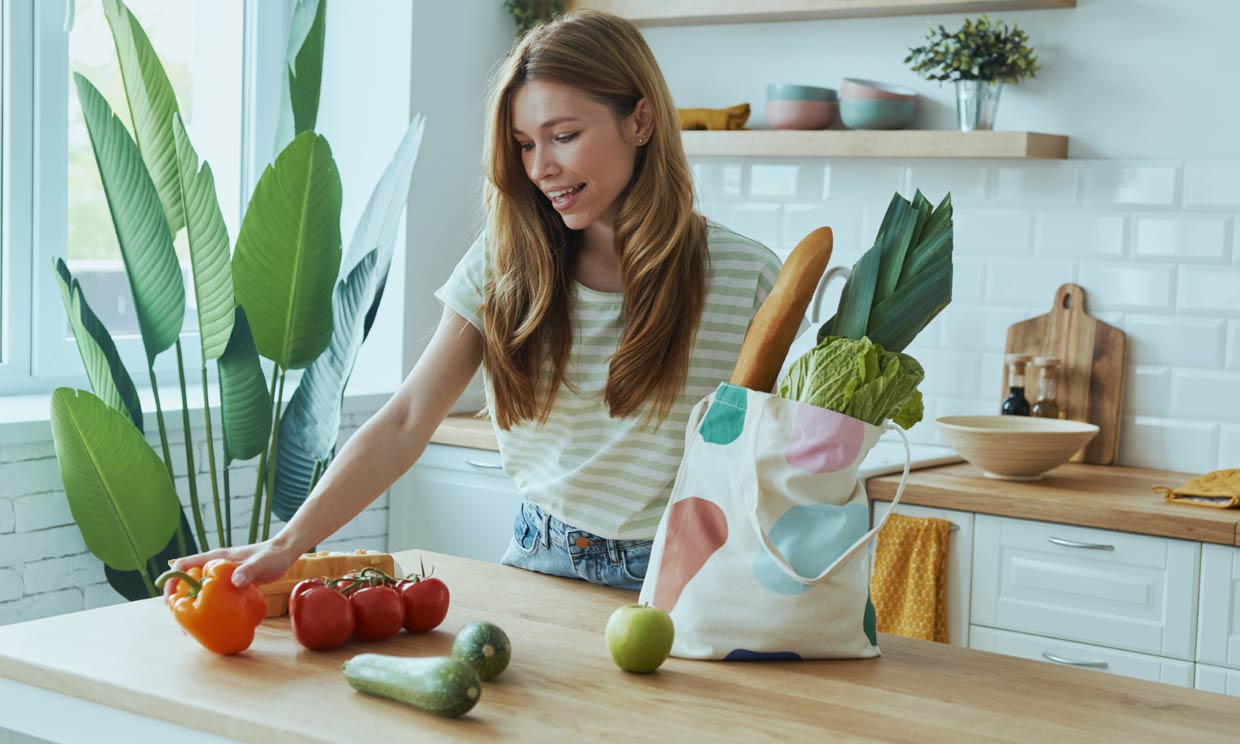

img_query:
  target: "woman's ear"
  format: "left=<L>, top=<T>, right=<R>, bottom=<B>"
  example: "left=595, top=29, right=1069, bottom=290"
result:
left=633, top=98, right=655, bottom=145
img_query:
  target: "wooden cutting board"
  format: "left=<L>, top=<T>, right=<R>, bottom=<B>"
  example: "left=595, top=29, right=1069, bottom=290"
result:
left=1001, top=284, right=1127, bottom=465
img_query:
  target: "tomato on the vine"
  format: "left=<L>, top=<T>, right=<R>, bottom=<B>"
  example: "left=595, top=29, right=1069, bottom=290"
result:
left=289, top=579, right=354, bottom=651
left=349, top=585, right=405, bottom=641
left=396, top=577, right=450, bottom=633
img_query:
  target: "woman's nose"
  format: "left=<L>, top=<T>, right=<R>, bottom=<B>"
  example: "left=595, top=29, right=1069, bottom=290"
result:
left=528, top=146, right=559, bottom=181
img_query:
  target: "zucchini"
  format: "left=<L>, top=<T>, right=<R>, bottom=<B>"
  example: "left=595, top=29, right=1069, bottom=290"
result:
left=451, top=621, right=511, bottom=681
left=342, top=654, right=481, bottom=718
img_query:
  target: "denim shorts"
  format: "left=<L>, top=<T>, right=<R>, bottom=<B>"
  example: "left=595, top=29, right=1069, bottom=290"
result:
left=499, top=499, right=653, bottom=592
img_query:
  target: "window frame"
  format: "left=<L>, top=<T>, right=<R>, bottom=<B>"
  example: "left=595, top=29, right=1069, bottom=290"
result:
left=0, top=0, right=34, bottom=389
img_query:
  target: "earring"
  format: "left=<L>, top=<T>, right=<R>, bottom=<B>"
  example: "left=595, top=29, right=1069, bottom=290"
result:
left=637, top=136, right=646, bottom=145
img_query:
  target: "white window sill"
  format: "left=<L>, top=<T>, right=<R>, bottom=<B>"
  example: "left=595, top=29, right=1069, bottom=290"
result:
left=0, top=379, right=397, bottom=445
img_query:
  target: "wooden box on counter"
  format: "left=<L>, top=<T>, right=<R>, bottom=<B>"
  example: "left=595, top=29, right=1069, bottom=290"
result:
left=259, top=550, right=398, bottom=617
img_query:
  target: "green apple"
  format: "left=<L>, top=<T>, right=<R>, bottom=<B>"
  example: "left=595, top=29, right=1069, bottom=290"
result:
left=605, top=603, right=675, bottom=674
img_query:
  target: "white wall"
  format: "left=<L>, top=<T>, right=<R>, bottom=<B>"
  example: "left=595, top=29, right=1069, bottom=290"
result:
left=639, top=0, right=1239, bottom=471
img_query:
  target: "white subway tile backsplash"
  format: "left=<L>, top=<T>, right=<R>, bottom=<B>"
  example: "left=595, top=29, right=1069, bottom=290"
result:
left=0, top=589, right=83, bottom=625
left=1125, top=366, right=1172, bottom=418
left=1118, top=416, right=1219, bottom=473
left=0, top=443, right=57, bottom=463
left=979, top=352, right=1006, bottom=399
left=783, top=204, right=864, bottom=256
left=0, top=459, right=62, bottom=500
left=953, top=259, right=984, bottom=304
left=12, top=491, right=72, bottom=533
left=1177, top=267, right=1240, bottom=315
left=939, top=305, right=1031, bottom=353
left=1220, top=426, right=1240, bottom=467
left=0, top=500, right=12, bottom=533
left=916, top=349, right=983, bottom=398
left=1083, top=162, right=1179, bottom=207
left=906, top=161, right=989, bottom=205
left=1183, top=162, right=1240, bottom=208
left=823, top=161, right=907, bottom=204
left=1077, top=263, right=1174, bottom=311
left=1125, top=315, right=1225, bottom=368
left=1034, top=211, right=1126, bottom=257
left=84, top=582, right=126, bottom=611
left=692, top=161, right=744, bottom=199
left=748, top=162, right=803, bottom=200
left=1133, top=214, right=1230, bottom=262
left=954, top=210, right=1032, bottom=256
left=724, top=203, right=781, bottom=246
left=22, top=553, right=104, bottom=595
left=1228, top=321, right=1240, bottom=369
left=1171, top=370, right=1240, bottom=422
left=993, top=162, right=1081, bottom=207
left=985, top=259, right=1076, bottom=307
left=0, top=569, right=20, bottom=603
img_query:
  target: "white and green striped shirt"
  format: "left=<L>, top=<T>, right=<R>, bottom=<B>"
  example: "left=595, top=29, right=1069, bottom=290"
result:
left=434, top=221, right=783, bottom=540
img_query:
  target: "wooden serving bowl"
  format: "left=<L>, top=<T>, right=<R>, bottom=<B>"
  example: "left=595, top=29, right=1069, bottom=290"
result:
left=936, top=416, right=1100, bottom=481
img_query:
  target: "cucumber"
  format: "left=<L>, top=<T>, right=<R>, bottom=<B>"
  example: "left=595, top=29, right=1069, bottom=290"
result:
left=342, top=654, right=481, bottom=718
left=451, top=621, right=512, bottom=681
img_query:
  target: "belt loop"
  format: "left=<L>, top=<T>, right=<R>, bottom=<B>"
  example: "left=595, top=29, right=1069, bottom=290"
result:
left=607, top=539, right=620, bottom=564
left=542, top=511, right=552, bottom=549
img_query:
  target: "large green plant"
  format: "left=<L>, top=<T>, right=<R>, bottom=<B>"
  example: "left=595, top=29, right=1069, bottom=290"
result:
left=50, top=0, right=425, bottom=600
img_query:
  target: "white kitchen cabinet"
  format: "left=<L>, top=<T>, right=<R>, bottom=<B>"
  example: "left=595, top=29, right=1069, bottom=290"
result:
left=1197, top=543, right=1240, bottom=671
left=1196, top=664, right=1240, bottom=697
left=872, top=500, right=973, bottom=648
left=972, top=515, right=1199, bottom=660
left=388, top=443, right=523, bottom=563
left=969, top=626, right=1195, bottom=688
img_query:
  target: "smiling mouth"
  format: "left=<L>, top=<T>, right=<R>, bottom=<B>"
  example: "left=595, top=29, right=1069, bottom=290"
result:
left=548, top=183, right=586, bottom=207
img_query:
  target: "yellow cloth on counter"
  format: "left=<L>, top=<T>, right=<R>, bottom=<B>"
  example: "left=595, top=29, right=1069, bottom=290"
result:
left=677, top=103, right=751, bottom=131
left=870, top=513, right=951, bottom=644
left=1154, top=469, right=1240, bottom=509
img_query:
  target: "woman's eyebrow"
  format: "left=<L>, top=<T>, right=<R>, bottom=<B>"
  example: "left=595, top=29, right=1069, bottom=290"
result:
left=512, top=116, right=580, bottom=135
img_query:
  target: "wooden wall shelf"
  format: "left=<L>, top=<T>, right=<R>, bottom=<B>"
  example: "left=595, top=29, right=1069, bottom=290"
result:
left=567, top=1, right=1076, bottom=27
left=680, top=130, right=1069, bottom=159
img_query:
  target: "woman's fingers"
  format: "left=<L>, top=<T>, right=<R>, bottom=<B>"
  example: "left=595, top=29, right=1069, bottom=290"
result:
left=171, top=546, right=248, bottom=573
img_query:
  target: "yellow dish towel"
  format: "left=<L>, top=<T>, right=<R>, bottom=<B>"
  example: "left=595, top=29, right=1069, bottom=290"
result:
left=1154, top=469, right=1240, bottom=508
left=677, top=103, right=750, bottom=131
left=870, top=513, right=951, bottom=644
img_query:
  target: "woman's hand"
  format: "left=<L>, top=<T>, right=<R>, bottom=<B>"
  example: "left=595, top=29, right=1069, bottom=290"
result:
left=170, top=539, right=300, bottom=588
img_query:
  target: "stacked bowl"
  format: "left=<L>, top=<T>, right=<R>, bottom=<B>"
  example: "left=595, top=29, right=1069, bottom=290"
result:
left=839, top=78, right=917, bottom=130
left=765, top=84, right=838, bottom=130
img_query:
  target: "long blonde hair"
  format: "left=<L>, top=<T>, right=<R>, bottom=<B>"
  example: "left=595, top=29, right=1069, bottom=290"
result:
left=481, top=9, right=706, bottom=431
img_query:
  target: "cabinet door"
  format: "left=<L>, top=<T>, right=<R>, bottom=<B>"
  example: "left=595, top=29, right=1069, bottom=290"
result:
left=872, top=500, right=973, bottom=648
left=388, top=444, right=522, bottom=563
left=972, top=515, right=1199, bottom=660
left=969, top=625, right=1194, bottom=688
left=1198, top=543, right=1240, bottom=670
left=1196, top=663, right=1240, bottom=697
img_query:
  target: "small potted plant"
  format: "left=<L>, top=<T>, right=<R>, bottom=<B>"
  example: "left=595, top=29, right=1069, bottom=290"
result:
left=505, top=0, right=564, bottom=36
left=904, top=15, right=1040, bottom=131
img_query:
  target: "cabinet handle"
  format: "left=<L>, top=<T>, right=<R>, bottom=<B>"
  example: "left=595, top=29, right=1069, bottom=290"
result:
left=465, top=459, right=504, bottom=470
left=1041, top=651, right=1109, bottom=670
left=1047, top=536, right=1114, bottom=551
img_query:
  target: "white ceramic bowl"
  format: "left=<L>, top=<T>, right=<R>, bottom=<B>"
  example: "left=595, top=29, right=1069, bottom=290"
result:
left=936, top=416, right=1100, bottom=480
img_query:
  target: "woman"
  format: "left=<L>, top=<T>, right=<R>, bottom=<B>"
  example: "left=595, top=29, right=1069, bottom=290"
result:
left=173, top=9, right=783, bottom=591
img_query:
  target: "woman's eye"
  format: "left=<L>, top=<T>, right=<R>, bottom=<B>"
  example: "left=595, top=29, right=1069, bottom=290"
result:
left=517, top=141, right=533, bottom=152
left=554, top=132, right=578, bottom=143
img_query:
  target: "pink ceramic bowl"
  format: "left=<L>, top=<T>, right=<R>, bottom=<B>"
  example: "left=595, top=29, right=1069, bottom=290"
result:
left=765, top=99, right=838, bottom=130
left=840, top=78, right=917, bottom=102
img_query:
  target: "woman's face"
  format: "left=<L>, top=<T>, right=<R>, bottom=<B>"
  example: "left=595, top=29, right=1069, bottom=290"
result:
left=511, top=80, right=650, bottom=232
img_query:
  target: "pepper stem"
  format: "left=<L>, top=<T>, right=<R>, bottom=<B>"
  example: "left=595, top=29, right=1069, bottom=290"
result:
left=155, top=570, right=203, bottom=598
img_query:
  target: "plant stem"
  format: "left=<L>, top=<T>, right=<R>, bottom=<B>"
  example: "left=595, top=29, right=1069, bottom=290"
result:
left=148, top=365, right=189, bottom=556
left=201, top=364, right=224, bottom=551
left=248, top=365, right=280, bottom=544
left=263, top=370, right=288, bottom=541
left=224, top=464, right=233, bottom=548
left=175, top=341, right=208, bottom=550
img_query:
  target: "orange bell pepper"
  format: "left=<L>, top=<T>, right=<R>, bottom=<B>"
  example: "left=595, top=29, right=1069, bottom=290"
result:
left=154, top=559, right=267, bottom=655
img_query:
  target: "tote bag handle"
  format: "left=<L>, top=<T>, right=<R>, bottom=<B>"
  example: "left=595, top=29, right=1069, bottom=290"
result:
left=748, top=422, right=911, bottom=587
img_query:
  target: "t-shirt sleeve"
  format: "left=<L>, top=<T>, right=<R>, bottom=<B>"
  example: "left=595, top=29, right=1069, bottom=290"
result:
left=433, top=232, right=487, bottom=333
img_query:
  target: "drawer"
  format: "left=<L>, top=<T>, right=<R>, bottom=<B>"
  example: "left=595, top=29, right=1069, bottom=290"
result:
left=1198, top=544, right=1240, bottom=670
left=1196, top=663, right=1240, bottom=697
left=972, top=515, right=1199, bottom=660
left=389, top=443, right=523, bottom=563
left=872, top=501, right=973, bottom=648
left=970, top=625, right=1194, bottom=688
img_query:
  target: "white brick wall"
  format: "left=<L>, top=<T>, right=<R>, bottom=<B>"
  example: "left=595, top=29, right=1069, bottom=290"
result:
left=694, top=157, right=1240, bottom=473
left=0, top=407, right=389, bottom=626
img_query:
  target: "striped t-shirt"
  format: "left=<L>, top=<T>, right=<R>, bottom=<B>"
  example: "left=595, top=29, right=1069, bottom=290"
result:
left=434, top=221, right=784, bottom=540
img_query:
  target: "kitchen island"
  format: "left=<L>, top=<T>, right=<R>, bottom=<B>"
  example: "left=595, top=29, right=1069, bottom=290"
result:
left=0, top=549, right=1237, bottom=742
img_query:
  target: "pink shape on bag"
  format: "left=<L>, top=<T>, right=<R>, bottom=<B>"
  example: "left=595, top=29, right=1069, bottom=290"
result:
left=785, top=403, right=865, bottom=473
left=653, top=497, right=728, bottom=613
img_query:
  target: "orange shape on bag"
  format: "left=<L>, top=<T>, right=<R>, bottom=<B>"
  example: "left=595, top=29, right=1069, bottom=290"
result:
left=653, top=497, right=728, bottom=612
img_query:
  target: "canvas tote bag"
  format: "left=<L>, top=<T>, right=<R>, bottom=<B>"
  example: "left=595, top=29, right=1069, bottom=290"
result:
left=637, top=382, right=911, bottom=660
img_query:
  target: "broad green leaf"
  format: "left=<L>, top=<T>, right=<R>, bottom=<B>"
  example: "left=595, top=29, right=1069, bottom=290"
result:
left=273, top=251, right=379, bottom=520
left=102, top=0, right=184, bottom=235
left=831, top=244, right=881, bottom=340
left=172, top=115, right=235, bottom=360
left=274, top=0, right=328, bottom=155
left=105, top=511, right=197, bottom=600
left=901, top=192, right=953, bottom=286
left=233, top=131, right=342, bottom=370
left=867, top=251, right=953, bottom=352
left=873, top=195, right=918, bottom=305
left=53, top=259, right=144, bottom=434
left=75, top=73, right=185, bottom=364
left=218, top=308, right=272, bottom=464
left=50, top=388, right=180, bottom=572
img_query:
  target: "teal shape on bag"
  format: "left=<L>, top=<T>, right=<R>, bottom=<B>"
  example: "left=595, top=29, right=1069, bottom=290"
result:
left=700, top=384, right=747, bottom=445
left=864, top=592, right=878, bottom=646
left=753, top=502, right=869, bottom=596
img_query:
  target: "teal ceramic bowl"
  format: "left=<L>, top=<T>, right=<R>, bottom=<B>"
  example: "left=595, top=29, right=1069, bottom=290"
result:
left=766, top=83, right=838, bottom=102
left=839, top=99, right=916, bottom=130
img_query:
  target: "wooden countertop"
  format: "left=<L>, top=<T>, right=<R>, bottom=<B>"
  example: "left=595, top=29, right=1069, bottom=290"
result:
left=2, top=550, right=1239, bottom=742
left=868, top=462, right=1240, bottom=547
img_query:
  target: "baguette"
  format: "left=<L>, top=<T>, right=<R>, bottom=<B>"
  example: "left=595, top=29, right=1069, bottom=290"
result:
left=730, top=226, right=834, bottom=392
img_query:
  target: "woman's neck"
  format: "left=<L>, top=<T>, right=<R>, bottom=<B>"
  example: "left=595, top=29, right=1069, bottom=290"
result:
left=575, top=211, right=623, bottom=293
